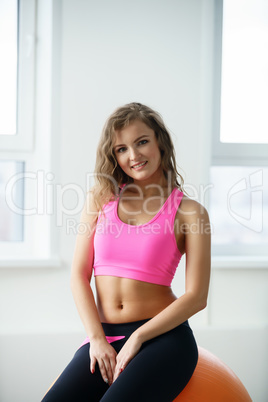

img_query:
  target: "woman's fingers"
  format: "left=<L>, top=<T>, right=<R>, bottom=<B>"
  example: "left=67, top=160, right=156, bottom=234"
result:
left=90, top=356, right=96, bottom=374
left=97, top=356, right=115, bottom=385
left=103, top=358, right=114, bottom=385
left=110, top=353, right=116, bottom=374
left=98, top=358, right=109, bottom=384
left=113, top=334, right=142, bottom=383
left=113, top=358, right=126, bottom=382
left=90, top=343, right=117, bottom=385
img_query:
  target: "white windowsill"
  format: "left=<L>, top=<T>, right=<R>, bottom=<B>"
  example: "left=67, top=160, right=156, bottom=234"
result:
left=212, top=256, right=268, bottom=269
left=0, top=257, right=62, bottom=269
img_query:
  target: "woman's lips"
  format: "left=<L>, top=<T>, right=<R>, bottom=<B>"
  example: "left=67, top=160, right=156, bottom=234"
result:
left=131, top=161, right=148, bottom=170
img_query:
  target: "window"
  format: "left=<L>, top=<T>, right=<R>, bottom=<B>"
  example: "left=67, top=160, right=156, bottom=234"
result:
left=0, top=0, right=18, bottom=135
left=0, top=0, right=35, bottom=151
left=0, top=0, right=61, bottom=264
left=210, top=166, right=268, bottom=256
left=0, top=160, right=24, bottom=241
left=210, top=0, right=268, bottom=257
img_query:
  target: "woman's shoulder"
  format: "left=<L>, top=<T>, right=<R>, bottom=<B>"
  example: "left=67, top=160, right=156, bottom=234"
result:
left=179, top=194, right=210, bottom=224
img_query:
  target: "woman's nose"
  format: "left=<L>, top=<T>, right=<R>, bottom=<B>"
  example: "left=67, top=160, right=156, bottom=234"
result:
left=129, top=147, right=140, bottom=160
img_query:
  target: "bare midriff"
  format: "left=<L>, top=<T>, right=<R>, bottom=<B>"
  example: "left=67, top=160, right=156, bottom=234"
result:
left=95, top=276, right=177, bottom=323
left=94, top=187, right=186, bottom=323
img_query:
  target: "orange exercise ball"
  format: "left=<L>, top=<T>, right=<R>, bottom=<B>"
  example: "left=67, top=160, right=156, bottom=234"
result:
left=173, top=347, right=252, bottom=402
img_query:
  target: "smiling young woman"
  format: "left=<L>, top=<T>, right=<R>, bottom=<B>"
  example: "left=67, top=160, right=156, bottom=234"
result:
left=42, top=102, right=211, bottom=402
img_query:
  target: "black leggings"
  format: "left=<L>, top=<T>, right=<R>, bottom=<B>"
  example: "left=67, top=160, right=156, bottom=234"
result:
left=42, top=319, right=198, bottom=402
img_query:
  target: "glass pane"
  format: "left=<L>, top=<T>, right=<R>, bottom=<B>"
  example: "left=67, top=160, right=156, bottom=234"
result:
left=0, top=160, right=24, bottom=241
left=220, top=0, right=268, bottom=144
left=0, top=0, right=18, bottom=135
left=209, top=166, right=268, bottom=250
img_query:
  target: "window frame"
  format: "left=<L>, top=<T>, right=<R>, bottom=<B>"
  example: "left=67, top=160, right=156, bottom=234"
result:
left=0, top=0, right=35, bottom=151
left=212, top=0, right=268, bottom=167
left=0, top=0, right=62, bottom=266
left=210, top=0, right=268, bottom=261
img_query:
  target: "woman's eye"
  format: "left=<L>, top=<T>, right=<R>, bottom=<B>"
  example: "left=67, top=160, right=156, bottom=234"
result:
left=116, top=140, right=147, bottom=153
left=139, top=140, right=148, bottom=145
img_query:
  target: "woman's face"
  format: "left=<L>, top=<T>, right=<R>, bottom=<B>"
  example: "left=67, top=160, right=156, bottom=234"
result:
left=113, top=120, right=163, bottom=183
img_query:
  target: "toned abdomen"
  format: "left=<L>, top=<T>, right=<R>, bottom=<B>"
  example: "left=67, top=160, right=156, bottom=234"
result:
left=95, top=276, right=177, bottom=323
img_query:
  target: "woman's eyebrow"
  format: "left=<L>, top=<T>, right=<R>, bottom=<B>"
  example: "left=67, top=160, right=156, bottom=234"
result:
left=113, top=135, right=149, bottom=150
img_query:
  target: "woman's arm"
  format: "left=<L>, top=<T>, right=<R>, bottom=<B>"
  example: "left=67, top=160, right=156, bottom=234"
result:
left=70, top=190, right=117, bottom=385
left=134, top=198, right=211, bottom=338
left=113, top=198, right=211, bottom=381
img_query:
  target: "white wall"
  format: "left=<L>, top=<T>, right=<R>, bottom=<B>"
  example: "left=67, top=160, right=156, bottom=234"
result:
left=0, top=1, right=267, bottom=401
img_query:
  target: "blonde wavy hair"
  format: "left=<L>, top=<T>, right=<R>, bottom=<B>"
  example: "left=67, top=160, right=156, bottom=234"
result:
left=92, top=102, right=184, bottom=212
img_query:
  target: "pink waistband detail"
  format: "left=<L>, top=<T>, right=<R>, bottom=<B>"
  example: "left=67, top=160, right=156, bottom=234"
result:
left=79, top=335, right=125, bottom=349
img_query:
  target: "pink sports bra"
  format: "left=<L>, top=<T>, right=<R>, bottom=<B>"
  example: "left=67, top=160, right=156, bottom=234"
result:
left=93, top=185, right=184, bottom=287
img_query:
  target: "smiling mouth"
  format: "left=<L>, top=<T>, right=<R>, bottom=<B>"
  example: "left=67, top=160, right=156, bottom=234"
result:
left=131, top=161, right=148, bottom=169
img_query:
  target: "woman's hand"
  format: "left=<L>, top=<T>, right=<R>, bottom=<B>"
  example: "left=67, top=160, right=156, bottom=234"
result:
left=113, top=333, right=142, bottom=383
left=90, top=338, right=117, bottom=385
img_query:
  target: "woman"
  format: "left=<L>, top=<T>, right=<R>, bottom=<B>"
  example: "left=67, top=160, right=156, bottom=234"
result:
left=42, top=102, right=211, bottom=401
